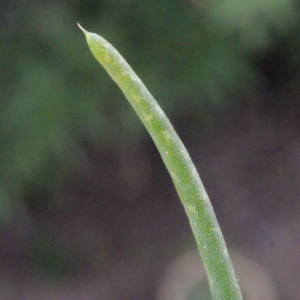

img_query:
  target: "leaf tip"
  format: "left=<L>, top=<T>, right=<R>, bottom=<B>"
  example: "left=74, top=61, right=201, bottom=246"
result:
left=77, top=23, right=88, bottom=35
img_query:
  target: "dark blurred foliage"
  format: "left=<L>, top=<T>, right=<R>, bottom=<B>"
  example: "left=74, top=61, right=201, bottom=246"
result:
left=1, top=0, right=300, bottom=298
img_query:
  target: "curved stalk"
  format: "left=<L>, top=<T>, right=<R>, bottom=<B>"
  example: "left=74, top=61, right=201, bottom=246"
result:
left=78, top=23, right=243, bottom=300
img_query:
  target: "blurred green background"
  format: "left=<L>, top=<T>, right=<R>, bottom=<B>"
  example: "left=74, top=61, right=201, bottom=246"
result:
left=1, top=0, right=300, bottom=299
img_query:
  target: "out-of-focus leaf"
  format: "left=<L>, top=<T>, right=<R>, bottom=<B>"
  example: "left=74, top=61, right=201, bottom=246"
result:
left=208, top=0, right=297, bottom=51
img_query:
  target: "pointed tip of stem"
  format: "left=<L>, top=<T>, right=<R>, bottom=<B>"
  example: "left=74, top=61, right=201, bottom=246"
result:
left=77, top=23, right=88, bottom=35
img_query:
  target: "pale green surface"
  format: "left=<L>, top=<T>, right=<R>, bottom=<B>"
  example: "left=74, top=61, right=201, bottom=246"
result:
left=78, top=24, right=243, bottom=300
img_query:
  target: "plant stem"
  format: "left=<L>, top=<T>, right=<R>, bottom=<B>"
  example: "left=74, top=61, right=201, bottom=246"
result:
left=78, top=23, right=243, bottom=300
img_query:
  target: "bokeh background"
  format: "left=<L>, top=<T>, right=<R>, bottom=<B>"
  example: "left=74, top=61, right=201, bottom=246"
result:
left=1, top=0, right=300, bottom=299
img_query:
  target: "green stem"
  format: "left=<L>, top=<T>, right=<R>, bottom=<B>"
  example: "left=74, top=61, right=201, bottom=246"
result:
left=78, top=23, right=243, bottom=300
